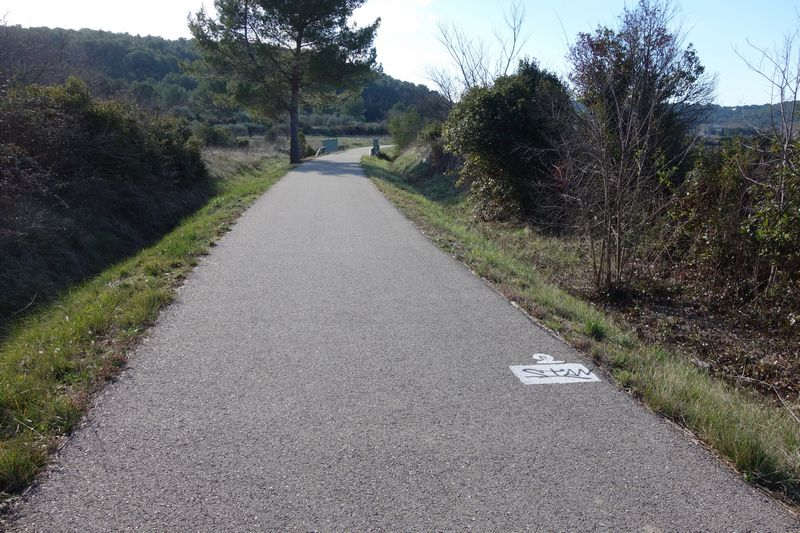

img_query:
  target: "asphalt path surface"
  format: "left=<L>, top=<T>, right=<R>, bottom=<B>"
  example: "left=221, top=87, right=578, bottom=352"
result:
left=10, top=148, right=798, bottom=531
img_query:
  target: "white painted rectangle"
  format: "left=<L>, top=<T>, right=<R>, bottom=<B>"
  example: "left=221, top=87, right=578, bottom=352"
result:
left=510, top=364, right=600, bottom=385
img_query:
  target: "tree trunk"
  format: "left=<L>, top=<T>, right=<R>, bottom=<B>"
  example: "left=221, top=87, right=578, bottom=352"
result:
left=289, top=35, right=303, bottom=164
left=289, top=79, right=300, bottom=164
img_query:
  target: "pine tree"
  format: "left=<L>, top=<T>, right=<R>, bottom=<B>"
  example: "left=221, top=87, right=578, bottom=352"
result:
left=190, top=0, right=379, bottom=163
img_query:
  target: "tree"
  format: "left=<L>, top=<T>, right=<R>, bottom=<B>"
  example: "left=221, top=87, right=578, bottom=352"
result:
left=567, top=0, right=713, bottom=290
left=443, top=60, right=572, bottom=221
left=730, top=26, right=800, bottom=294
left=190, top=0, right=379, bottom=163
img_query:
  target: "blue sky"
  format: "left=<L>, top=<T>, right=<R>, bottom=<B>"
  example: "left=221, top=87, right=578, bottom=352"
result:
left=4, top=0, right=799, bottom=105
left=354, top=0, right=800, bottom=106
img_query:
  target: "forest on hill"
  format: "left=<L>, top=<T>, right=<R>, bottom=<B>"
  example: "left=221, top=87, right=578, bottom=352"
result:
left=2, top=24, right=790, bottom=144
left=698, top=102, right=800, bottom=138
left=0, top=25, right=449, bottom=141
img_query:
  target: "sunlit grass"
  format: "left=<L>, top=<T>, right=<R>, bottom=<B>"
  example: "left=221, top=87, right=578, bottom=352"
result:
left=0, top=156, right=290, bottom=498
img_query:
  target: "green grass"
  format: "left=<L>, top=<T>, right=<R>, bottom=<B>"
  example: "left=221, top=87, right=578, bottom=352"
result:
left=0, top=156, right=290, bottom=498
left=362, top=153, right=800, bottom=505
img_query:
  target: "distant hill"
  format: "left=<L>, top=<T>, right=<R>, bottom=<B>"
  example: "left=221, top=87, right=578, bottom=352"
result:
left=695, top=103, right=799, bottom=139
left=0, top=25, right=450, bottom=136
left=14, top=25, right=786, bottom=142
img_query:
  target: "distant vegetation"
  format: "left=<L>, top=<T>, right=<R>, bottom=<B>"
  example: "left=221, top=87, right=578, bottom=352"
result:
left=0, top=25, right=448, bottom=145
left=697, top=103, right=800, bottom=139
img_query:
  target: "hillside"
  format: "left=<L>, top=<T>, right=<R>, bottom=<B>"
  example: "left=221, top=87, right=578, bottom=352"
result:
left=0, top=25, right=449, bottom=138
left=697, top=102, right=799, bottom=138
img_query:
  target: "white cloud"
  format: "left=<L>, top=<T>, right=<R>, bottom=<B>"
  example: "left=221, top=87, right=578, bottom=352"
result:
left=3, top=0, right=207, bottom=39
left=354, top=0, right=447, bottom=88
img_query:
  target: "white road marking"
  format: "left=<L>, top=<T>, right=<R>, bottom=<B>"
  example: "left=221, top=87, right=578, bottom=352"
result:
left=510, top=353, right=600, bottom=385
left=531, top=353, right=564, bottom=364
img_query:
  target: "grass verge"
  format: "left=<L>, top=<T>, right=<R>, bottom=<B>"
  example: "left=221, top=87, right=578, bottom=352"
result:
left=362, top=153, right=800, bottom=506
left=0, top=156, right=290, bottom=500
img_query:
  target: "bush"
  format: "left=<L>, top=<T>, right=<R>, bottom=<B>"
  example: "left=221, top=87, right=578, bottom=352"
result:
left=192, top=123, right=237, bottom=147
left=670, top=139, right=800, bottom=322
left=443, top=60, right=572, bottom=222
left=387, top=106, right=424, bottom=149
left=416, top=121, right=457, bottom=176
left=0, top=77, right=211, bottom=330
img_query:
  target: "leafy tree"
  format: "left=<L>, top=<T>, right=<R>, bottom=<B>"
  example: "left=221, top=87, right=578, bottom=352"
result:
left=189, top=0, right=379, bottom=162
left=443, top=60, right=572, bottom=221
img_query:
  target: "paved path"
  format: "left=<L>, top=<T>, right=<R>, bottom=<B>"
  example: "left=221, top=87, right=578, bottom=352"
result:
left=11, top=148, right=797, bottom=531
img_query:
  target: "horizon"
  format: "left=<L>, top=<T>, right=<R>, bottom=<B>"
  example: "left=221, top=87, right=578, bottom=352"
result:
left=4, top=0, right=799, bottom=106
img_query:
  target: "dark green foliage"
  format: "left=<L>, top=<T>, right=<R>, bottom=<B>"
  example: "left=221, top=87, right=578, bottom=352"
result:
left=0, top=78, right=211, bottom=330
left=297, top=132, right=316, bottom=158
left=0, top=26, right=197, bottom=87
left=443, top=60, right=572, bottom=221
left=189, top=0, right=379, bottom=162
left=193, top=123, right=238, bottom=147
left=696, top=103, right=800, bottom=139
left=362, top=73, right=450, bottom=123
left=387, top=106, right=423, bottom=149
left=0, top=25, right=253, bottom=134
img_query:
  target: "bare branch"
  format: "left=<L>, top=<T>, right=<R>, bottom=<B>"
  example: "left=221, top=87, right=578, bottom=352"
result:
left=426, top=65, right=457, bottom=105
left=430, top=1, right=530, bottom=101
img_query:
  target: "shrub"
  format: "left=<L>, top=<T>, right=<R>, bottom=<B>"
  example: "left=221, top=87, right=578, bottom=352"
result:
left=670, top=139, right=800, bottom=322
left=192, top=123, right=237, bottom=147
left=0, top=77, right=211, bottom=330
left=387, top=106, right=424, bottom=149
left=297, top=131, right=316, bottom=158
left=416, top=121, right=457, bottom=176
left=443, top=60, right=572, bottom=222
